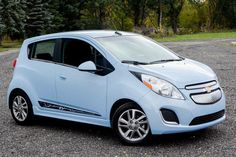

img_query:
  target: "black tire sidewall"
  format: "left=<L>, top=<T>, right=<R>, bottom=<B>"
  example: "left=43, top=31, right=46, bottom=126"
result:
left=112, top=102, right=151, bottom=145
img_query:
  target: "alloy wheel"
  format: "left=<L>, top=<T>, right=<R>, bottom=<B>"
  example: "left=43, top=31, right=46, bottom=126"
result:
left=118, top=109, right=149, bottom=142
left=12, top=96, right=29, bottom=122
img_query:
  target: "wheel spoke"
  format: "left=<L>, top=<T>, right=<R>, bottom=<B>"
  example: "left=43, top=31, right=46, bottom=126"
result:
left=17, top=96, right=21, bottom=104
left=118, top=124, right=128, bottom=128
left=139, top=120, right=148, bottom=124
left=21, top=102, right=27, bottom=109
left=136, top=129, right=142, bottom=138
left=127, top=110, right=131, bottom=121
left=119, top=118, right=128, bottom=125
left=16, top=112, right=21, bottom=120
left=132, top=109, right=135, bottom=120
left=130, top=130, right=135, bottom=139
left=13, top=102, right=18, bottom=109
left=21, top=110, right=27, bottom=118
left=124, top=129, right=132, bottom=137
left=137, top=115, right=146, bottom=122
left=139, top=126, right=146, bottom=133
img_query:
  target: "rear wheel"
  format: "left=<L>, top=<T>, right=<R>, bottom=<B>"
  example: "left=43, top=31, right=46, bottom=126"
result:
left=112, top=103, right=151, bottom=145
left=10, top=91, right=34, bottom=125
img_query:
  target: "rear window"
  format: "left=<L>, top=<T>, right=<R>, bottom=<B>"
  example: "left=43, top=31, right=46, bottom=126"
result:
left=29, top=40, right=56, bottom=61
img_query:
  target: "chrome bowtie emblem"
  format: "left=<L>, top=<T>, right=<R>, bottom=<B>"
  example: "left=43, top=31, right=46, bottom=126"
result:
left=205, top=86, right=212, bottom=93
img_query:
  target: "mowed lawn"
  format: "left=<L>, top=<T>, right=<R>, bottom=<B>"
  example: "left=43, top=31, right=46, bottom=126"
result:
left=0, top=40, right=22, bottom=52
left=156, top=31, right=236, bottom=42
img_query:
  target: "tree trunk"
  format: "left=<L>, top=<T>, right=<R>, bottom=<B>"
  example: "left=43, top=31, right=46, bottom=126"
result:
left=157, top=0, right=163, bottom=31
left=168, top=0, right=184, bottom=34
left=99, top=6, right=105, bottom=29
left=171, top=15, right=178, bottom=34
left=121, top=17, right=124, bottom=30
left=134, top=8, right=140, bottom=27
left=140, top=0, right=146, bottom=26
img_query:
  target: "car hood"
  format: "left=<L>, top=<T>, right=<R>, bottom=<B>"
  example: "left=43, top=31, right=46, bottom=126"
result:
left=128, top=59, right=217, bottom=88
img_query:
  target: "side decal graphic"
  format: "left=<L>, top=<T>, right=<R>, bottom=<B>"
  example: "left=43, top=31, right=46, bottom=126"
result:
left=38, top=101, right=101, bottom=117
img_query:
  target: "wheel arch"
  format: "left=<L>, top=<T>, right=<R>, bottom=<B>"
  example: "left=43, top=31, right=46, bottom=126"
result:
left=110, top=98, right=143, bottom=123
left=8, top=88, right=28, bottom=109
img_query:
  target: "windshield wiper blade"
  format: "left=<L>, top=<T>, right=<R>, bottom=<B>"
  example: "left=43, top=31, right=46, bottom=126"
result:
left=149, top=59, right=183, bottom=64
left=121, top=60, right=149, bottom=65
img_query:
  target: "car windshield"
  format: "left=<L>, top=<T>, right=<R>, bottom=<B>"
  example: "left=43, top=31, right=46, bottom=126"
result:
left=96, top=35, right=181, bottom=64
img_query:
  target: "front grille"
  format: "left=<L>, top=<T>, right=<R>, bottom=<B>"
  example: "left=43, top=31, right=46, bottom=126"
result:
left=185, top=80, right=222, bottom=104
left=189, top=110, right=225, bottom=125
left=185, top=81, right=217, bottom=90
left=190, top=88, right=222, bottom=105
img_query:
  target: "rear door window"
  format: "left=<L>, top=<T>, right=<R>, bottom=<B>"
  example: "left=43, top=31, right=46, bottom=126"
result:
left=31, top=40, right=56, bottom=61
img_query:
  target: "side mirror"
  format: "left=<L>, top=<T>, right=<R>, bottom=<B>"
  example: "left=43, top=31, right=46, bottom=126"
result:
left=78, top=61, right=97, bottom=72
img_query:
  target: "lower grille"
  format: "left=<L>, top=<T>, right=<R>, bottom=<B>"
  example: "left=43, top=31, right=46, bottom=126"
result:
left=160, top=108, right=179, bottom=124
left=189, top=110, right=225, bottom=126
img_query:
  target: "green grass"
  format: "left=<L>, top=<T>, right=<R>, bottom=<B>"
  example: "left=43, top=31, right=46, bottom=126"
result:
left=0, top=40, right=22, bottom=52
left=155, top=31, right=236, bottom=42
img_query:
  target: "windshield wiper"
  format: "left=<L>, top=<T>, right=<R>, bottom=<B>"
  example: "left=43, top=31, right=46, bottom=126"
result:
left=149, top=58, right=183, bottom=64
left=121, top=60, right=149, bottom=65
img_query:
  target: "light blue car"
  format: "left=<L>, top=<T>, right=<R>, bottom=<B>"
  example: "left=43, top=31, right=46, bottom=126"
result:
left=7, top=31, right=225, bottom=144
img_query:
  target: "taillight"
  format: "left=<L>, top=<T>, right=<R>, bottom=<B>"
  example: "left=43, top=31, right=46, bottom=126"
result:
left=12, top=58, right=17, bottom=68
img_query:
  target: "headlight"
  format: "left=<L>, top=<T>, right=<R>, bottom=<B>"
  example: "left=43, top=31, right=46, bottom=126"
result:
left=141, top=74, right=184, bottom=100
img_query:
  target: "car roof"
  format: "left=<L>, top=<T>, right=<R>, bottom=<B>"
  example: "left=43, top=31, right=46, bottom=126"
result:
left=25, top=30, right=138, bottom=42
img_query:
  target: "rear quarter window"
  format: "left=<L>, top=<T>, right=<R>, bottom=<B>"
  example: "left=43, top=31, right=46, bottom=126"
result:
left=29, top=40, right=56, bottom=62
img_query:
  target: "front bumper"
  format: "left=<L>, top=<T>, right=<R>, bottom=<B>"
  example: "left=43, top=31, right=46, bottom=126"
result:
left=138, top=88, right=226, bottom=135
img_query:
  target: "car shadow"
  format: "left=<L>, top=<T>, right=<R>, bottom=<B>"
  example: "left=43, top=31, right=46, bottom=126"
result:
left=29, top=116, right=222, bottom=147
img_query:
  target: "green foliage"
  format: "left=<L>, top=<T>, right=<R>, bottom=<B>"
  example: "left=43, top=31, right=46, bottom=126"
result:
left=0, top=0, right=25, bottom=39
left=25, top=0, right=51, bottom=37
left=0, top=14, right=5, bottom=44
left=105, top=0, right=133, bottom=31
left=179, top=1, right=201, bottom=33
left=0, top=0, right=236, bottom=39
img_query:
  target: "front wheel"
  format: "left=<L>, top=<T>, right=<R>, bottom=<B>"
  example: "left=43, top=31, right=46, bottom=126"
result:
left=10, top=91, right=34, bottom=125
left=112, top=103, right=151, bottom=145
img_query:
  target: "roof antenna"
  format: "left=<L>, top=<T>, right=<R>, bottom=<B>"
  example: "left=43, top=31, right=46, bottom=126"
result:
left=115, top=31, right=122, bottom=36
left=109, top=3, right=122, bottom=36
left=111, top=19, right=122, bottom=35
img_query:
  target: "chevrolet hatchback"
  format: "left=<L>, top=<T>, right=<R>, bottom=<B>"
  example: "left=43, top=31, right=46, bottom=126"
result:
left=7, top=31, right=225, bottom=144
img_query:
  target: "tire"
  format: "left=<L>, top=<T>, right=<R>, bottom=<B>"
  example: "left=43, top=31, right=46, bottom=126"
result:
left=112, top=102, right=151, bottom=145
left=9, top=90, right=34, bottom=125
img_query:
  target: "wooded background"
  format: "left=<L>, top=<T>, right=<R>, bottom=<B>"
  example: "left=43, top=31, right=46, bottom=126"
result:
left=0, top=0, right=236, bottom=43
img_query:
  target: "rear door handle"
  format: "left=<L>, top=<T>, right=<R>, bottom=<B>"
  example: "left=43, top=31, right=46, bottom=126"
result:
left=59, top=76, right=67, bottom=80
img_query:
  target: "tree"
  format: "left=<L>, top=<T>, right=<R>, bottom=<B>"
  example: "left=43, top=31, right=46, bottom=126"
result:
left=0, top=15, right=5, bottom=45
left=157, top=0, right=163, bottom=30
left=85, top=0, right=110, bottom=29
left=106, top=0, right=133, bottom=31
left=167, top=0, right=185, bottom=34
left=0, top=0, right=25, bottom=39
left=55, top=0, right=87, bottom=31
left=128, top=0, right=148, bottom=27
left=219, top=0, right=236, bottom=28
left=25, top=0, right=51, bottom=37
left=147, top=0, right=165, bottom=32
